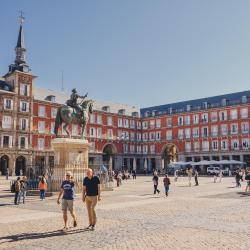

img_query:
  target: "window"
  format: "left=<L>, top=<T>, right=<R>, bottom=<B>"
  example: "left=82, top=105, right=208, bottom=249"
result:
left=20, top=83, right=28, bottom=96
left=97, top=115, right=102, bottom=124
left=212, top=141, right=218, bottom=150
left=211, top=112, right=218, bottom=122
left=143, top=145, right=148, bottom=154
left=166, top=118, right=172, bottom=128
left=211, top=125, right=218, bottom=137
left=38, top=138, right=45, bottom=150
left=185, top=142, right=191, bottom=152
left=38, top=121, right=45, bottom=133
left=241, top=122, right=249, bottom=134
left=202, top=127, right=208, bottom=137
left=194, top=141, right=200, bottom=152
left=221, top=140, right=228, bottom=150
left=184, top=116, right=190, bottom=125
left=178, top=116, right=183, bottom=126
left=137, top=121, right=141, bottom=129
left=219, top=111, right=227, bottom=121
left=149, top=132, right=155, bottom=141
left=2, top=116, right=12, bottom=129
left=232, top=140, right=239, bottom=150
left=96, top=128, right=102, bottom=138
left=90, top=127, right=96, bottom=137
left=137, top=145, right=142, bottom=154
left=38, top=106, right=46, bottom=117
left=166, top=130, right=172, bottom=140
left=221, top=124, right=228, bottom=136
left=230, top=109, right=238, bottom=120
left=156, top=119, right=161, bottom=128
left=130, top=119, right=135, bottom=128
left=118, top=118, right=123, bottom=127
left=130, top=145, right=135, bottom=153
left=123, top=144, right=128, bottom=153
left=107, top=129, right=113, bottom=139
left=178, top=129, right=184, bottom=139
left=4, top=99, right=12, bottom=110
left=193, top=115, right=199, bottom=124
left=143, top=133, right=148, bottom=142
left=150, top=145, right=155, bottom=154
left=51, top=122, right=55, bottom=134
left=136, top=133, right=142, bottom=141
left=90, top=114, right=95, bottom=124
left=185, top=128, right=191, bottom=139
left=51, top=108, right=57, bottom=118
left=149, top=120, right=155, bottom=129
left=202, top=141, right=209, bottom=151
left=156, top=131, right=161, bottom=141
left=20, top=137, right=26, bottom=149
left=72, top=124, right=78, bottom=136
left=242, top=138, right=249, bottom=149
left=201, top=113, right=208, bottom=123
left=107, top=116, right=113, bottom=126
left=124, top=119, right=129, bottom=128
left=231, top=124, right=238, bottom=134
left=192, top=127, right=199, bottom=138
left=240, top=108, right=248, bottom=119
left=20, top=101, right=29, bottom=112
left=142, top=121, right=148, bottom=129
left=20, top=118, right=27, bottom=131
left=3, top=136, right=10, bottom=148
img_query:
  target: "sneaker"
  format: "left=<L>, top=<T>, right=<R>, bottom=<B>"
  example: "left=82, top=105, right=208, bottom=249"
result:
left=91, top=225, right=95, bottom=231
left=62, top=226, right=68, bottom=232
left=73, top=220, right=77, bottom=227
left=86, top=224, right=92, bottom=230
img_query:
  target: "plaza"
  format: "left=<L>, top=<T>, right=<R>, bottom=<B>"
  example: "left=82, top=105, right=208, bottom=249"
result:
left=0, top=176, right=250, bottom=250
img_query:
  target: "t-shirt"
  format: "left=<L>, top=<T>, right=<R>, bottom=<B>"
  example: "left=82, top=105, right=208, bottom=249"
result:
left=152, top=175, right=158, bottom=185
left=163, top=177, right=170, bottom=186
left=83, top=176, right=100, bottom=196
left=61, top=180, right=75, bottom=200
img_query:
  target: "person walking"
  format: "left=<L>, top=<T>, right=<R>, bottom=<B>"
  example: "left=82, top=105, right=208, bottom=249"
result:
left=132, top=170, right=136, bottom=179
left=163, top=174, right=171, bottom=197
left=187, top=167, right=193, bottom=187
left=18, top=176, right=28, bottom=204
left=194, top=170, right=199, bottom=186
left=152, top=171, right=160, bottom=194
left=235, top=170, right=241, bottom=188
left=219, top=170, right=223, bottom=183
left=245, top=169, right=250, bottom=192
left=57, top=171, right=77, bottom=232
left=14, top=177, right=21, bottom=205
left=174, top=169, right=179, bottom=182
left=6, top=168, right=9, bottom=180
left=82, top=168, right=101, bottom=231
left=38, top=176, right=47, bottom=200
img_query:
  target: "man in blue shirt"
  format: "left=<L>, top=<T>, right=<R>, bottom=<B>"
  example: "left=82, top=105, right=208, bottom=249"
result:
left=82, top=168, right=101, bottom=231
left=57, top=171, right=77, bottom=231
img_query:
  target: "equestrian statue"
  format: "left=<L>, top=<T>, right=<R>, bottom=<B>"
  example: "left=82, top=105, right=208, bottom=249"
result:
left=54, top=89, right=93, bottom=139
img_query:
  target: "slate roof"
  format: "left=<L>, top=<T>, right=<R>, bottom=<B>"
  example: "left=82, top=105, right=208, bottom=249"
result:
left=140, top=90, right=250, bottom=117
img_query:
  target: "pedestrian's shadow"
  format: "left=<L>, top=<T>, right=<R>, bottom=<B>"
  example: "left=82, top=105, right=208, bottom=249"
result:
left=0, top=228, right=89, bottom=244
left=237, top=192, right=250, bottom=197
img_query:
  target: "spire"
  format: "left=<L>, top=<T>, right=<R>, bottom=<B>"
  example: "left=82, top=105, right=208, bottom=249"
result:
left=8, top=11, right=30, bottom=73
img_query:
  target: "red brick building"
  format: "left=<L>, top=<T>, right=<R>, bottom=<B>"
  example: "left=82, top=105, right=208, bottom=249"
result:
left=1, top=19, right=250, bottom=176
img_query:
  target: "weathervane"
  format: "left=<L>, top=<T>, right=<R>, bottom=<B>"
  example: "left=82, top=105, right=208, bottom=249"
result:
left=19, top=10, right=25, bottom=25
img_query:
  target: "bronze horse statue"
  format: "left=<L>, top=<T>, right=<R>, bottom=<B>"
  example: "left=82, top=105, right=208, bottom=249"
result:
left=54, top=100, right=93, bottom=139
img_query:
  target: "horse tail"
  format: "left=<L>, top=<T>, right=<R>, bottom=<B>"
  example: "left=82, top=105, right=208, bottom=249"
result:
left=54, top=108, right=62, bottom=136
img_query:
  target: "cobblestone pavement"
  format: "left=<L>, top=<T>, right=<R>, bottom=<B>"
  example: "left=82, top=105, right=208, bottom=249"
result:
left=0, top=176, right=250, bottom=250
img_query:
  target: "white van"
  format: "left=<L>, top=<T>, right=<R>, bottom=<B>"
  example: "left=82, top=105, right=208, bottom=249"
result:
left=207, top=167, right=220, bottom=175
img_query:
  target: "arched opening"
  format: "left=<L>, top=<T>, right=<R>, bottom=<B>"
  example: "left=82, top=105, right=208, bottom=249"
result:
left=102, top=144, right=117, bottom=170
left=161, top=144, right=178, bottom=171
left=0, top=155, right=9, bottom=175
left=15, top=156, right=26, bottom=176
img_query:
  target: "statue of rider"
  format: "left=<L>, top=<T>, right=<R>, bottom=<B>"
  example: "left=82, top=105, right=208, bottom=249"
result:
left=66, top=88, right=88, bottom=114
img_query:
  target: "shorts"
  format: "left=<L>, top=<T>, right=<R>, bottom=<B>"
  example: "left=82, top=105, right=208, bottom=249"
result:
left=62, top=199, right=74, bottom=212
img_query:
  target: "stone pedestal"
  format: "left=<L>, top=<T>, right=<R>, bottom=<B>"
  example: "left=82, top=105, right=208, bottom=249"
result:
left=50, top=138, right=89, bottom=192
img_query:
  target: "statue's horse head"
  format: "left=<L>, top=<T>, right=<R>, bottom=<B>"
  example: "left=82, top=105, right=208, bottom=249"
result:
left=80, top=100, right=94, bottom=113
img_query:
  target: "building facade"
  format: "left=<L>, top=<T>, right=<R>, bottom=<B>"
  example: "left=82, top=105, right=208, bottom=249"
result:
left=1, top=20, right=250, bottom=176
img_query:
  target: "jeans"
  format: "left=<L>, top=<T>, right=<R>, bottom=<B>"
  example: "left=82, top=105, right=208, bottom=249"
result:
left=14, top=192, right=20, bottom=204
left=85, top=196, right=97, bottom=225
left=40, top=190, right=46, bottom=199
left=164, top=186, right=169, bottom=195
left=18, top=190, right=27, bottom=204
left=154, top=185, right=160, bottom=194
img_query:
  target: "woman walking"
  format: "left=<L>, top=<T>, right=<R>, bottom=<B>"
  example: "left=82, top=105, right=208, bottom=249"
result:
left=38, top=176, right=47, bottom=200
left=163, top=174, right=171, bottom=197
left=152, top=171, right=160, bottom=194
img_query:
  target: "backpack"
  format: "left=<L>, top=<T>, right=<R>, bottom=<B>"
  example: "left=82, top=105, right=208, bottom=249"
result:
left=11, top=182, right=16, bottom=193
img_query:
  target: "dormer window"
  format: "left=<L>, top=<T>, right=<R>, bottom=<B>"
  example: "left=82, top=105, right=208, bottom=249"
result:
left=45, top=95, right=56, bottom=102
left=118, top=109, right=125, bottom=115
left=102, top=106, right=110, bottom=112
left=242, top=96, right=248, bottom=103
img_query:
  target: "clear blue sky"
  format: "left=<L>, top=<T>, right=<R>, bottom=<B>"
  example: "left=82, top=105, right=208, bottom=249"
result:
left=1, top=0, right=250, bottom=108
